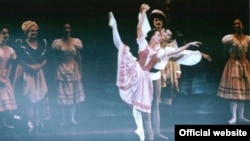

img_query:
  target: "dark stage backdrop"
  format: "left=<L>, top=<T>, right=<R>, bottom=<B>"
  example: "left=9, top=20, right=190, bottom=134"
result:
left=0, top=0, right=249, bottom=95
left=0, top=1, right=250, bottom=140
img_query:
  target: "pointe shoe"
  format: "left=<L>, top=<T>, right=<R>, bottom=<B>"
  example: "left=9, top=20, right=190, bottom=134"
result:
left=228, top=118, right=236, bottom=125
left=155, top=133, right=168, bottom=140
left=135, top=129, right=145, bottom=140
left=135, top=129, right=145, bottom=141
left=108, top=12, right=117, bottom=28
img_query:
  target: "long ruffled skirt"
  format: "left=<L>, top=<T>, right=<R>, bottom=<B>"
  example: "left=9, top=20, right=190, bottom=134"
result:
left=217, top=58, right=250, bottom=100
left=116, top=46, right=153, bottom=113
left=0, top=79, right=17, bottom=112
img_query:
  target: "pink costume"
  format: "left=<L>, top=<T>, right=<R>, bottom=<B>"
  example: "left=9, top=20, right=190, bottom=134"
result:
left=117, top=38, right=158, bottom=113
left=217, top=34, right=250, bottom=100
left=0, top=46, right=17, bottom=111
left=116, top=13, right=202, bottom=113
left=52, top=38, right=85, bottom=105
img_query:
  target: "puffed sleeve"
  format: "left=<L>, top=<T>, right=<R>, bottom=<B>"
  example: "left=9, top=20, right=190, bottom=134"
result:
left=73, top=38, right=83, bottom=49
left=51, top=39, right=61, bottom=49
left=157, top=48, right=167, bottom=59
left=137, top=36, right=147, bottom=52
left=153, top=48, right=169, bottom=70
left=9, top=47, right=17, bottom=60
left=222, top=34, right=233, bottom=45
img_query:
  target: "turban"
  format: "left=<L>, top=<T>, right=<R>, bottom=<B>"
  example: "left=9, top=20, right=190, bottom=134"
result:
left=21, top=20, right=39, bottom=34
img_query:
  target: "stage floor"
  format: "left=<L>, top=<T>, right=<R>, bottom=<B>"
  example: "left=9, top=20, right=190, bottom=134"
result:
left=1, top=92, right=250, bottom=141
left=2, top=61, right=250, bottom=141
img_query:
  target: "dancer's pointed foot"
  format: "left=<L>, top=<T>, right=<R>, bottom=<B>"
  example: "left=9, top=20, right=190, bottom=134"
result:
left=71, top=118, right=79, bottom=125
left=108, top=12, right=117, bottom=28
left=155, top=133, right=168, bottom=140
left=135, top=129, right=145, bottom=141
left=228, top=118, right=236, bottom=125
left=238, top=117, right=250, bottom=123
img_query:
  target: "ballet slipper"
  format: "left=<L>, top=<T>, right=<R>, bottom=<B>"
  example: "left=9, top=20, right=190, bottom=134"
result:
left=228, top=118, right=236, bottom=125
left=135, top=129, right=145, bottom=141
left=108, top=12, right=117, bottom=28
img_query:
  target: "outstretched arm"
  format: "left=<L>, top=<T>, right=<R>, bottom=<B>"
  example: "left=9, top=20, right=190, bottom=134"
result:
left=201, top=52, right=212, bottom=62
left=137, top=4, right=150, bottom=39
left=109, top=12, right=124, bottom=49
left=166, top=41, right=202, bottom=56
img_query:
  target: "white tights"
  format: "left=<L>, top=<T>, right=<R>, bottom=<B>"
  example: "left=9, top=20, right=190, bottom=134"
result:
left=229, top=101, right=248, bottom=123
left=133, top=107, right=145, bottom=141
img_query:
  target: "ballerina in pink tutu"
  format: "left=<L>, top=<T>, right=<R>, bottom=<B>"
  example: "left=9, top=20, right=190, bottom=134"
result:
left=108, top=3, right=202, bottom=141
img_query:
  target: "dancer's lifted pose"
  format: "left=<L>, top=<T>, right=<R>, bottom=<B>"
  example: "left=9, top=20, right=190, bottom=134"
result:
left=109, top=3, right=202, bottom=141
